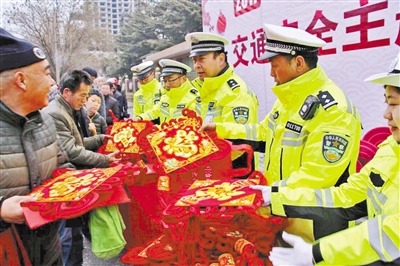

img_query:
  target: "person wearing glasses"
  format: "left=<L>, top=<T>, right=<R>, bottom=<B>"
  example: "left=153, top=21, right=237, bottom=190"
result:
left=133, top=59, right=199, bottom=123
left=131, top=61, right=163, bottom=125
left=185, top=32, right=260, bottom=174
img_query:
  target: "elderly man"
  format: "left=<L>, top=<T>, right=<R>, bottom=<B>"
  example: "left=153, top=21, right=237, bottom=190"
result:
left=133, top=59, right=198, bottom=123
left=0, top=28, right=71, bottom=265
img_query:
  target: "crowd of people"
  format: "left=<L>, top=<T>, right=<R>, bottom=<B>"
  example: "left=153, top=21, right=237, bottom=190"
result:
left=0, top=19, right=398, bottom=266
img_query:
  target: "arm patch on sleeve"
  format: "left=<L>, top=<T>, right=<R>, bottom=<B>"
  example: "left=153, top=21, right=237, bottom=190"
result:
left=227, top=79, right=239, bottom=90
left=322, top=134, right=349, bottom=163
left=232, top=107, right=249, bottom=124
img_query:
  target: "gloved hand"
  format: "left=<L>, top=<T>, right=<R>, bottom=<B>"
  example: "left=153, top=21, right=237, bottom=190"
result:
left=250, top=185, right=271, bottom=206
left=269, top=231, right=313, bottom=266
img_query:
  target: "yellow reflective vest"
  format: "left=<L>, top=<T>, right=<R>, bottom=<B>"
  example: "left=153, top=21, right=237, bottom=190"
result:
left=216, top=66, right=362, bottom=241
left=133, top=79, right=163, bottom=117
left=192, top=65, right=260, bottom=170
left=191, top=65, right=258, bottom=125
left=270, top=136, right=400, bottom=265
left=138, top=80, right=198, bottom=123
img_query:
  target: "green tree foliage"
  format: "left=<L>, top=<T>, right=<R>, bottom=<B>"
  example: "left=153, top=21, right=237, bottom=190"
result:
left=119, top=0, right=202, bottom=67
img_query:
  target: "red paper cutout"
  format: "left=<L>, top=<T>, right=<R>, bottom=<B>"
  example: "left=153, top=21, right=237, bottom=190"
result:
left=106, top=121, right=152, bottom=153
left=146, top=117, right=219, bottom=174
left=22, top=166, right=131, bottom=229
left=175, top=179, right=260, bottom=207
left=28, top=167, right=122, bottom=202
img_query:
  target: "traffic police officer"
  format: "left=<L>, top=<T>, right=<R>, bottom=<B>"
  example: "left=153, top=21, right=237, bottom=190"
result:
left=261, top=53, right=400, bottom=266
left=131, top=61, right=163, bottom=124
left=204, top=24, right=363, bottom=242
left=133, top=59, right=198, bottom=123
left=186, top=32, right=260, bottom=172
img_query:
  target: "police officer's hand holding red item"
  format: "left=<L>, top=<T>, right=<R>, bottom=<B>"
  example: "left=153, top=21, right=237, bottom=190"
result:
left=250, top=185, right=271, bottom=206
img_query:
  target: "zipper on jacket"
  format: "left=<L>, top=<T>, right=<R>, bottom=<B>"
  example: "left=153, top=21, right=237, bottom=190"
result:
left=266, top=138, right=274, bottom=171
left=279, top=148, right=283, bottom=180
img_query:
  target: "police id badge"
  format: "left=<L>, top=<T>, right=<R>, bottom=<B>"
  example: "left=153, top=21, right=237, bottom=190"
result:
left=232, top=107, right=249, bottom=124
left=322, top=134, right=349, bottom=163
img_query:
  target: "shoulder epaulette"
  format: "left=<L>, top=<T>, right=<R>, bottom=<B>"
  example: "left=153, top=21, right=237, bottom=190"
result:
left=317, top=91, right=337, bottom=110
left=227, top=79, right=239, bottom=90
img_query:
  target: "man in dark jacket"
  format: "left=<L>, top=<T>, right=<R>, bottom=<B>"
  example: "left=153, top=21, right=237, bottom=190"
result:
left=100, top=82, right=121, bottom=125
left=42, top=70, right=120, bottom=266
left=111, top=84, right=124, bottom=118
left=83, top=67, right=107, bottom=120
left=0, top=27, right=71, bottom=266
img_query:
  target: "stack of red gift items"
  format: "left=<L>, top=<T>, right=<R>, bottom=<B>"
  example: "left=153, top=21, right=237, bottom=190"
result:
left=121, top=171, right=287, bottom=265
left=113, top=109, right=255, bottom=247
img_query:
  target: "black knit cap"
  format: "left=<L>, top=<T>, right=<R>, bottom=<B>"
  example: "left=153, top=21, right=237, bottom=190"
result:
left=82, top=67, right=98, bottom=78
left=0, top=27, right=46, bottom=73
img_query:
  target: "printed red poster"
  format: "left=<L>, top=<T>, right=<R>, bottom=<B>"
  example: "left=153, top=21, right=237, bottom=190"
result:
left=106, top=121, right=151, bottom=153
left=28, top=166, right=122, bottom=202
left=146, top=121, right=219, bottom=173
left=175, top=179, right=260, bottom=207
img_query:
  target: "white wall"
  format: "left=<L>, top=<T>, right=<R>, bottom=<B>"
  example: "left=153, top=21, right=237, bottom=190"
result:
left=201, top=0, right=399, bottom=135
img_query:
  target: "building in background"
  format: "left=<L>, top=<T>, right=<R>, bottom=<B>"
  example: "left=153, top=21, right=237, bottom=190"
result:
left=95, top=0, right=134, bottom=35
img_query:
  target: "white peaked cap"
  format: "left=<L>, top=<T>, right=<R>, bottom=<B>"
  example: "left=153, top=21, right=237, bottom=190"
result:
left=259, top=23, right=326, bottom=60
left=185, top=32, right=229, bottom=57
left=159, top=59, right=191, bottom=78
left=365, top=53, right=400, bottom=87
left=131, top=61, right=154, bottom=79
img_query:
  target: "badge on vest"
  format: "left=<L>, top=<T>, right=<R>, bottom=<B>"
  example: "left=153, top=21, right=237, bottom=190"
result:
left=232, top=107, right=249, bottom=124
left=137, top=95, right=143, bottom=99
left=162, top=102, right=169, bottom=107
left=208, top=102, right=215, bottom=111
left=322, top=134, right=349, bottom=163
left=154, top=99, right=160, bottom=104
left=196, top=96, right=201, bottom=103
left=369, top=172, right=385, bottom=187
left=190, top=89, right=198, bottom=95
left=177, top=104, right=185, bottom=109
left=285, top=121, right=302, bottom=133
left=227, top=79, right=239, bottom=90
left=317, top=91, right=337, bottom=110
